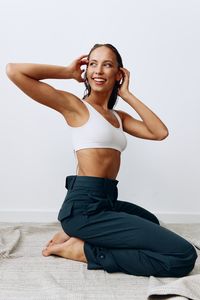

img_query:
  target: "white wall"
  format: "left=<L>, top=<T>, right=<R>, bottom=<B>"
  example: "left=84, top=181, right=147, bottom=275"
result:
left=1, top=0, right=200, bottom=223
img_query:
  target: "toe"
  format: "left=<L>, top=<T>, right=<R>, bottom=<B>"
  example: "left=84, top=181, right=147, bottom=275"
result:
left=42, top=243, right=64, bottom=257
left=46, top=240, right=52, bottom=247
left=42, top=247, right=50, bottom=257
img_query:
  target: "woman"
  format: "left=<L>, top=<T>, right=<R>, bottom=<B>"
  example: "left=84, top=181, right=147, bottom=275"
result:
left=6, top=43, right=197, bottom=277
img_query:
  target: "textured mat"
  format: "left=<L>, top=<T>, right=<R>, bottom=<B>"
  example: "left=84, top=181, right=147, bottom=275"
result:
left=0, top=222, right=199, bottom=300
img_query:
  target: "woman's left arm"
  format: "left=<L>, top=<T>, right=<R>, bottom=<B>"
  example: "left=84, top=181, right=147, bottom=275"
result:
left=118, top=68, right=169, bottom=141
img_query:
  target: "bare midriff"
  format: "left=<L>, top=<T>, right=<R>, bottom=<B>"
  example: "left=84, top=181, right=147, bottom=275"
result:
left=75, top=148, right=121, bottom=180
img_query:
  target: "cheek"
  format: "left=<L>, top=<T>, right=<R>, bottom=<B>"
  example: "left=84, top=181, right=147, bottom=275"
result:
left=107, top=72, right=117, bottom=84
left=85, top=69, right=89, bottom=79
left=86, top=68, right=93, bottom=80
left=107, top=69, right=118, bottom=78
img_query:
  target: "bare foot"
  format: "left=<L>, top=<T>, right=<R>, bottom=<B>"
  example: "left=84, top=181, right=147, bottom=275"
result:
left=46, top=229, right=70, bottom=247
left=42, top=237, right=87, bottom=263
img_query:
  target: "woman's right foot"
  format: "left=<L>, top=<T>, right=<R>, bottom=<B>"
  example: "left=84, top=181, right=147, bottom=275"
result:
left=42, top=237, right=87, bottom=263
left=46, top=230, right=70, bottom=247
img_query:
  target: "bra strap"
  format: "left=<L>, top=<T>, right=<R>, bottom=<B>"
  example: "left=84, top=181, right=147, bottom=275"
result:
left=113, top=110, right=122, bottom=129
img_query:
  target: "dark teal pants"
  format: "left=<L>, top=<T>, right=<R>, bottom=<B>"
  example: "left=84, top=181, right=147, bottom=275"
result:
left=58, top=175, right=197, bottom=277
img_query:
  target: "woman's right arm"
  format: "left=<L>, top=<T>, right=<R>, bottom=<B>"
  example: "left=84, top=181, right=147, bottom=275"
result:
left=5, top=54, right=88, bottom=115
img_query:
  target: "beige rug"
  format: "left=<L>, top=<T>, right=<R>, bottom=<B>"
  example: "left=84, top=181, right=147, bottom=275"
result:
left=0, top=222, right=199, bottom=300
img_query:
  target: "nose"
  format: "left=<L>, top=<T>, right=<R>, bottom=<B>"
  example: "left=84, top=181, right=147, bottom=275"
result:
left=94, top=64, right=103, bottom=74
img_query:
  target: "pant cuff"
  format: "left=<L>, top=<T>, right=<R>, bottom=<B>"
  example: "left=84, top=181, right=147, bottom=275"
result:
left=84, top=242, right=119, bottom=273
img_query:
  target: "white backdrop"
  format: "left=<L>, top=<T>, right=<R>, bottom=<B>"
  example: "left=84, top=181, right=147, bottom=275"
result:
left=1, top=0, right=200, bottom=222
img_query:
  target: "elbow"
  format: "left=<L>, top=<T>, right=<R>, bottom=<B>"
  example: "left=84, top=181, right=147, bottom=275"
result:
left=6, top=63, right=17, bottom=79
left=156, top=129, right=169, bottom=141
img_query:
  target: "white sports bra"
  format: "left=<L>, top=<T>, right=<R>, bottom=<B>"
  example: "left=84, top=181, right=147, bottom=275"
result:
left=68, top=100, right=128, bottom=153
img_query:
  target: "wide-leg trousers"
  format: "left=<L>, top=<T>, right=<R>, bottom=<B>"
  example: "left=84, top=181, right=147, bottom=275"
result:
left=58, top=175, right=197, bottom=277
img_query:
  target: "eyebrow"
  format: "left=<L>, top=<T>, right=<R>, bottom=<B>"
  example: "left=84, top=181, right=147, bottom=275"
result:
left=89, top=59, right=114, bottom=64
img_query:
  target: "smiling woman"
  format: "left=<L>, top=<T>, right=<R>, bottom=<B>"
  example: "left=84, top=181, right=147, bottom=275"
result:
left=6, top=43, right=197, bottom=277
left=83, top=43, right=123, bottom=109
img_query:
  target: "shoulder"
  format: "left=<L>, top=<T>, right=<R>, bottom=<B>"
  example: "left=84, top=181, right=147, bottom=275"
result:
left=113, top=109, right=126, bottom=121
left=61, top=94, right=87, bottom=116
left=61, top=94, right=89, bottom=126
left=114, top=109, right=137, bottom=133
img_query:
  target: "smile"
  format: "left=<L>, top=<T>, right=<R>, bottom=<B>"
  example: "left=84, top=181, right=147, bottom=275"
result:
left=93, top=78, right=107, bottom=85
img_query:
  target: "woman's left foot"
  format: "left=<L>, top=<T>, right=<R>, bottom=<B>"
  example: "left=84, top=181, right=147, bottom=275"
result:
left=42, top=237, right=87, bottom=263
left=46, top=230, right=70, bottom=247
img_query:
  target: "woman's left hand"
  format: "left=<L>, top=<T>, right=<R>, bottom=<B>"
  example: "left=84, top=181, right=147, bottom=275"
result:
left=117, top=67, right=130, bottom=99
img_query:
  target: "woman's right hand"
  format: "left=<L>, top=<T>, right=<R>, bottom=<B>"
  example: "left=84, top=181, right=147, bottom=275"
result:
left=67, top=54, right=88, bottom=82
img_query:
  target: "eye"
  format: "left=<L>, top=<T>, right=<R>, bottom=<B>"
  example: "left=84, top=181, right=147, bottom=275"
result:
left=104, top=63, right=112, bottom=67
left=89, top=62, right=96, bottom=66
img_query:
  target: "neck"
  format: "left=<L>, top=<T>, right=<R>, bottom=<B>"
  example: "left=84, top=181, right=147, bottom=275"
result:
left=86, top=90, right=112, bottom=110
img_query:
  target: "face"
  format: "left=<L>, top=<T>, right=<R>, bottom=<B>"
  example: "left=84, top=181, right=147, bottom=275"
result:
left=86, top=46, right=122, bottom=93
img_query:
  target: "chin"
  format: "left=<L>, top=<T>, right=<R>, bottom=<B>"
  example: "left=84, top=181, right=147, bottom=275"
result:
left=91, top=83, right=112, bottom=92
left=90, top=85, right=105, bottom=92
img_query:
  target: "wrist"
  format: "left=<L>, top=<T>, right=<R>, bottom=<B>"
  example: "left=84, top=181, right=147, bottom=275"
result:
left=63, top=66, right=74, bottom=79
left=120, top=90, right=131, bottom=100
left=121, top=91, right=138, bottom=104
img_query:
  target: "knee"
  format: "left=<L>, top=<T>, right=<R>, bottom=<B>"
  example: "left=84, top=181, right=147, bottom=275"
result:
left=60, top=219, right=74, bottom=237
left=182, top=245, right=198, bottom=275
left=170, top=244, right=198, bottom=277
left=60, top=217, right=84, bottom=239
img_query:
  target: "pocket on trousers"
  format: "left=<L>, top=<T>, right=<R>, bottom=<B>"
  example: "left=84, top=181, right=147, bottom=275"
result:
left=86, top=190, right=108, bottom=216
left=58, top=201, right=74, bottom=222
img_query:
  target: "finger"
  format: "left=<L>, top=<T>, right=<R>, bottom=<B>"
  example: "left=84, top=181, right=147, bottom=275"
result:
left=120, top=67, right=128, bottom=71
left=80, top=77, right=86, bottom=82
left=76, top=54, right=89, bottom=61
left=121, top=69, right=130, bottom=80
left=81, top=77, right=86, bottom=82
left=80, top=59, right=89, bottom=66
left=120, top=67, right=130, bottom=75
left=119, top=68, right=126, bottom=77
left=77, top=75, right=86, bottom=83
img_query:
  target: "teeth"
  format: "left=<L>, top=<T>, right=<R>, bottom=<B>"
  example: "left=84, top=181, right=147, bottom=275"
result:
left=94, top=78, right=106, bottom=82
